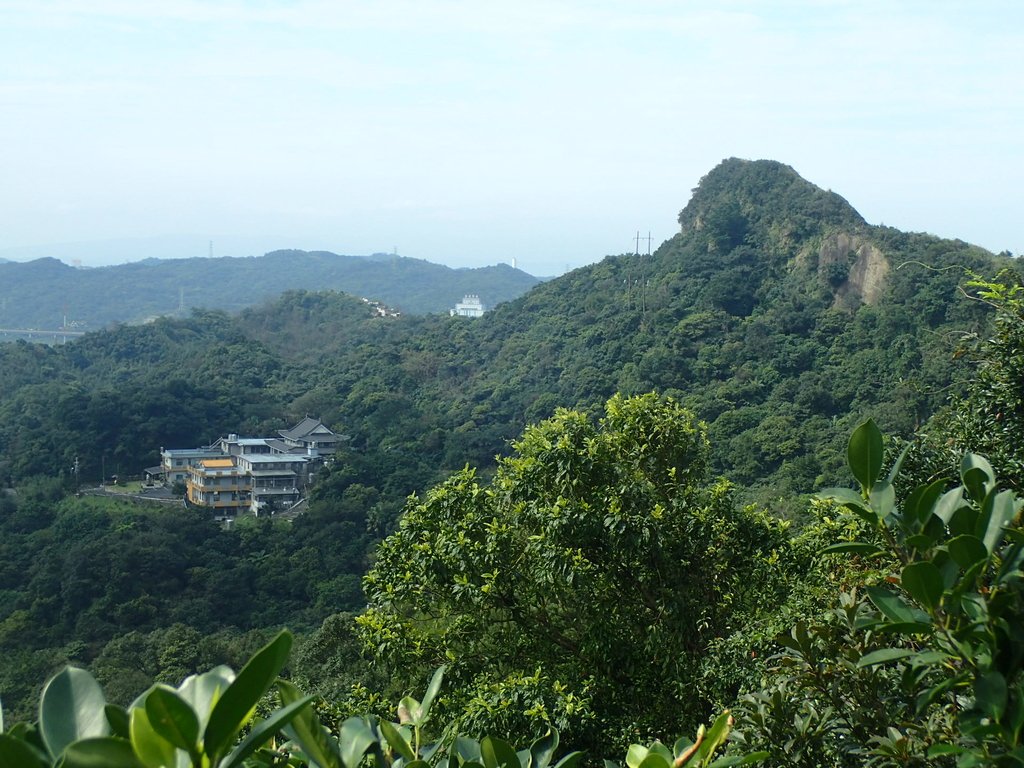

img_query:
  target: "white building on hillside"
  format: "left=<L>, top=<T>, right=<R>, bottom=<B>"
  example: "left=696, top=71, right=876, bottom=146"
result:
left=450, top=295, right=486, bottom=317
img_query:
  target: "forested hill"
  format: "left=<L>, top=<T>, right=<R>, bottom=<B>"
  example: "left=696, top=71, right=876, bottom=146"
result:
left=0, top=250, right=539, bottom=329
left=0, top=159, right=1013, bottom=507
left=0, top=157, right=1019, bottom=723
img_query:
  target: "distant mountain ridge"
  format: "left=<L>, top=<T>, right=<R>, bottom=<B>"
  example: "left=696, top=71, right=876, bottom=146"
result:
left=0, top=249, right=540, bottom=329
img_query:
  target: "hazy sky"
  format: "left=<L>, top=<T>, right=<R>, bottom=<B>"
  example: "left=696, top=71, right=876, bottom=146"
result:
left=1, top=1, right=1021, bottom=275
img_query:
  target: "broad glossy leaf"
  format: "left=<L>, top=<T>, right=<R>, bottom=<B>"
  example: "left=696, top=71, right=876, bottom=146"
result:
left=961, top=454, right=995, bottom=502
left=105, top=705, right=131, bottom=740
left=870, top=480, right=896, bottom=520
left=866, top=586, right=922, bottom=623
left=948, top=506, right=979, bottom=538
left=418, top=666, right=446, bottom=723
left=220, top=695, right=313, bottom=768
left=0, top=733, right=48, bottom=768
left=60, top=737, right=143, bottom=768
left=625, top=745, right=648, bottom=768
left=175, top=666, right=234, bottom=731
left=696, top=712, right=733, bottom=763
left=901, top=561, right=944, bottom=610
left=857, top=648, right=917, bottom=667
left=905, top=534, right=937, bottom=552
left=204, top=630, right=292, bottom=760
left=129, top=707, right=179, bottom=768
left=339, top=717, right=377, bottom=768
left=482, top=736, right=522, bottom=768
left=279, top=679, right=342, bottom=768
left=380, top=720, right=416, bottom=762
left=144, top=686, right=199, bottom=755
left=934, top=488, right=967, bottom=526
left=530, top=730, right=558, bottom=768
left=975, top=671, right=1008, bottom=721
left=982, top=490, right=1017, bottom=553
left=39, top=667, right=109, bottom=759
left=906, top=478, right=946, bottom=526
left=637, top=753, right=672, bottom=768
left=848, top=419, right=884, bottom=493
left=947, top=535, right=988, bottom=570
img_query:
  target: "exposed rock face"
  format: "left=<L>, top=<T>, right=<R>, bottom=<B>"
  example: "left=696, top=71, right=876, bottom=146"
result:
left=818, top=232, right=889, bottom=306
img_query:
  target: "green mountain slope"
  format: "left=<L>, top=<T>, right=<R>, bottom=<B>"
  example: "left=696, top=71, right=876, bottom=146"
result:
left=0, top=250, right=539, bottom=329
left=0, top=157, right=1016, bottom=721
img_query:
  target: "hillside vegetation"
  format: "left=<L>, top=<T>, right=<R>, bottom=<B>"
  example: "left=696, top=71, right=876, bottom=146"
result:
left=1, top=159, right=1022, bottom=761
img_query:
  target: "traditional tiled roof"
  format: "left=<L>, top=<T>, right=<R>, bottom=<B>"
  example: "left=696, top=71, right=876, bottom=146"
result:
left=279, top=417, right=334, bottom=441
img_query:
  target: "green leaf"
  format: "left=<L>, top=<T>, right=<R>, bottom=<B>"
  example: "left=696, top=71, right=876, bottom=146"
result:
left=38, top=667, right=109, bottom=759
left=866, top=586, right=920, bottom=623
left=551, top=751, right=584, bottom=768
left=901, top=561, right=944, bottom=610
left=220, top=695, right=313, bottom=768
left=848, top=419, right=884, bottom=494
left=874, top=621, right=933, bottom=636
left=339, top=717, right=377, bottom=768
left=530, top=730, right=558, bottom=768
left=626, top=744, right=648, bottom=768
left=697, top=712, right=733, bottom=763
left=982, top=490, right=1017, bottom=553
left=204, top=630, right=292, bottom=761
left=709, top=754, right=770, bottom=768
left=961, top=454, right=995, bottom=502
left=104, top=705, right=131, bottom=740
left=947, top=535, right=989, bottom=570
left=934, top=488, right=966, bottom=526
left=906, top=478, right=948, bottom=526
left=129, top=707, right=179, bottom=768
left=144, top=686, right=200, bottom=756
left=60, top=737, right=144, bottom=768
left=0, top=733, right=48, bottom=768
left=820, top=542, right=883, bottom=556
left=926, top=744, right=964, bottom=757
left=418, top=666, right=446, bottom=724
left=857, top=648, right=917, bottom=667
left=175, top=666, right=233, bottom=732
left=870, top=480, right=896, bottom=520
left=482, top=736, right=522, bottom=768
left=380, top=720, right=416, bottom=762
left=975, top=671, right=1008, bottom=721
left=278, top=679, right=342, bottom=768
left=636, top=753, right=671, bottom=768
left=818, top=487, right=868, bottom=507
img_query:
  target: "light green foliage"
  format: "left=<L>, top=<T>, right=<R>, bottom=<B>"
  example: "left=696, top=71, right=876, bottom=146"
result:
left=0, top=630, right=310, bottom=768
left=359, top=393, right=790, bottom=753
left=735, top=421, right=1024, bottom=766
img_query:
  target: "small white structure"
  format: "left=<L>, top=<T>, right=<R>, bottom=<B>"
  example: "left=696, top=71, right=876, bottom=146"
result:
left=450, top=295, right=486, bottom=317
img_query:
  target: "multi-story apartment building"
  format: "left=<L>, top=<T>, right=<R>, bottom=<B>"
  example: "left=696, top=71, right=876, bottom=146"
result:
left=185, top=457, right=251, bottom=514
left=167, top=417, right=339, bottom=516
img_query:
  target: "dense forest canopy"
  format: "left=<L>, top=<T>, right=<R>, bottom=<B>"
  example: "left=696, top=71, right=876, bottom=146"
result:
left=1, top=158, right=1023, bottom=765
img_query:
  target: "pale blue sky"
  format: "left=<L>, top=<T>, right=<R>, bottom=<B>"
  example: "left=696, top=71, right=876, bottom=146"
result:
left=1, top=1, right=1021, bottom=275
